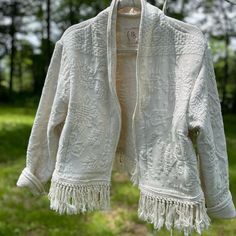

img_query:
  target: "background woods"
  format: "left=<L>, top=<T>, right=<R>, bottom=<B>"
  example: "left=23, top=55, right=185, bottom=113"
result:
left=0, top=0, right=110, bottom=101
left=0, top=0, right=236, bottom=112
left=0, top=1, right=236, bottom=236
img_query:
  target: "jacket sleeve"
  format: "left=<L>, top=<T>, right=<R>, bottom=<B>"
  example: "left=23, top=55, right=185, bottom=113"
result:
left=187, top=40, right=236, bottom=219
left=16, top=39, right=70, bottom=196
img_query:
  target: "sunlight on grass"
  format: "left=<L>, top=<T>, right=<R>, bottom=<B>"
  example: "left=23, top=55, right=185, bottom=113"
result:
left=0, top=105, right=236, bottom=236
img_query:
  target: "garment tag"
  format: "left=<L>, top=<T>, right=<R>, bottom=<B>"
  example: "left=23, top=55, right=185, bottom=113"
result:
left=125, top=27, right=139, bottom=46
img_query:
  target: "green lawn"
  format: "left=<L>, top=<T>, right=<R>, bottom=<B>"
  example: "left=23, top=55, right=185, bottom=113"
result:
left=0, top=104, right=235, bottom=236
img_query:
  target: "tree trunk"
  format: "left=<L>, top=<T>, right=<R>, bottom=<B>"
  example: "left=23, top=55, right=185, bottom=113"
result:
left=9, top=1, right=17, bottom=97
left=222, top=33, right=229, bottom=113
left=233, top=52, right=236, bottom=113
left=46, top=0, right=51, bottom=66
left=220, top=1, right=230, bottom=114
left=19, top=50, right=23, bottom=92
left=69, top=0, right=74, bottom=25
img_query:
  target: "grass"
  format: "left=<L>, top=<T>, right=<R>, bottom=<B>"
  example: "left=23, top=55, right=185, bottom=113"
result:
left=0, top=103, right=235, bottom=236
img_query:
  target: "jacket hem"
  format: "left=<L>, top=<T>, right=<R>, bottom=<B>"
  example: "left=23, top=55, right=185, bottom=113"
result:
left=16, top=167, right=46, bottom=196
left=138, top=189, right=211, bottom=236
left=48, top=178, right=111, bottom=215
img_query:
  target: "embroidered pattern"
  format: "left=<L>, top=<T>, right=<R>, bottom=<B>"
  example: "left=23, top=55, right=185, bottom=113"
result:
left=81, top=127, right=113, bottom=171
left=66, top=94, right=101, bottom=160
left=76, top=59, right=109, bottom=102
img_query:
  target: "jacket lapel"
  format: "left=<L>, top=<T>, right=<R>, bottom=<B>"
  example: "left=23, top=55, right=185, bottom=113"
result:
left=106, top=0, right=164, bottom=113
left=106, top=0, right=164, bottom=184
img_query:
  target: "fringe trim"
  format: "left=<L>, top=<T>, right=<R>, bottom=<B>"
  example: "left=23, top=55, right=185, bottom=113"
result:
left=48, top=180, right=111, bottom=215
left=138, top=191, right=211, bottom=236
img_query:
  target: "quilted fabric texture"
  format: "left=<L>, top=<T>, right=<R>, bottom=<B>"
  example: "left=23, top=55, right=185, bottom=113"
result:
left=16, top=0, right=236, bottom=235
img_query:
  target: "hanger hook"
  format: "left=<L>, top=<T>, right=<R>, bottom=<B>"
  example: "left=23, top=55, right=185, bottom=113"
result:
left=162, top=0, right=168, bottom=14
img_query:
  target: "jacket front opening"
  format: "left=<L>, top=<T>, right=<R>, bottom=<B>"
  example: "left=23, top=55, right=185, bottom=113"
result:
left=114, top=7, right=141, bottom=173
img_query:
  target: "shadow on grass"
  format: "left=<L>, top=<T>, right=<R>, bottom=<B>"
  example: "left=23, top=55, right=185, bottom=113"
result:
left=0, top=123, right=31, bottom=163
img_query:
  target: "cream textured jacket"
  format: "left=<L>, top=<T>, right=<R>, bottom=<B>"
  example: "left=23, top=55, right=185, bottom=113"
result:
left=16, top=0, right=236, bottom=235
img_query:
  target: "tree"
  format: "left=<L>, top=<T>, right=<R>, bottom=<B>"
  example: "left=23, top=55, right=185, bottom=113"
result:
left=0, top=0, right=35, bottom=97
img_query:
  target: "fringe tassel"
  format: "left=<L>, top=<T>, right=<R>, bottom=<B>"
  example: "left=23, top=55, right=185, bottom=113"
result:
left=48, top=180, right=111, bottom=215
left=138, top=191, right=211, bottom=236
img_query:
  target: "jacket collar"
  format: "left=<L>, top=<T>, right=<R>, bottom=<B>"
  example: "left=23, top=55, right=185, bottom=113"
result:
left=106, top=0, right=164, bottom=62
left=106, top=0, right=164, bottom=116
left=106, top=0, right=165, bottom=55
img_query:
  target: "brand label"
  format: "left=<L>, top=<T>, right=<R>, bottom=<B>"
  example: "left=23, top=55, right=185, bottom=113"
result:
left=125, top=27, right=139, bottom=46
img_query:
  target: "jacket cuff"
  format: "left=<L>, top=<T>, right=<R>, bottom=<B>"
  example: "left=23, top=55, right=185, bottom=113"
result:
left=16, top=167, right=47, bottom=196
left=206, top=191, right=236, bottom=219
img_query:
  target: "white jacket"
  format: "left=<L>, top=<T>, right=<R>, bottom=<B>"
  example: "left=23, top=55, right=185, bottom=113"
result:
left=16, top=0, right=236, bottom=235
